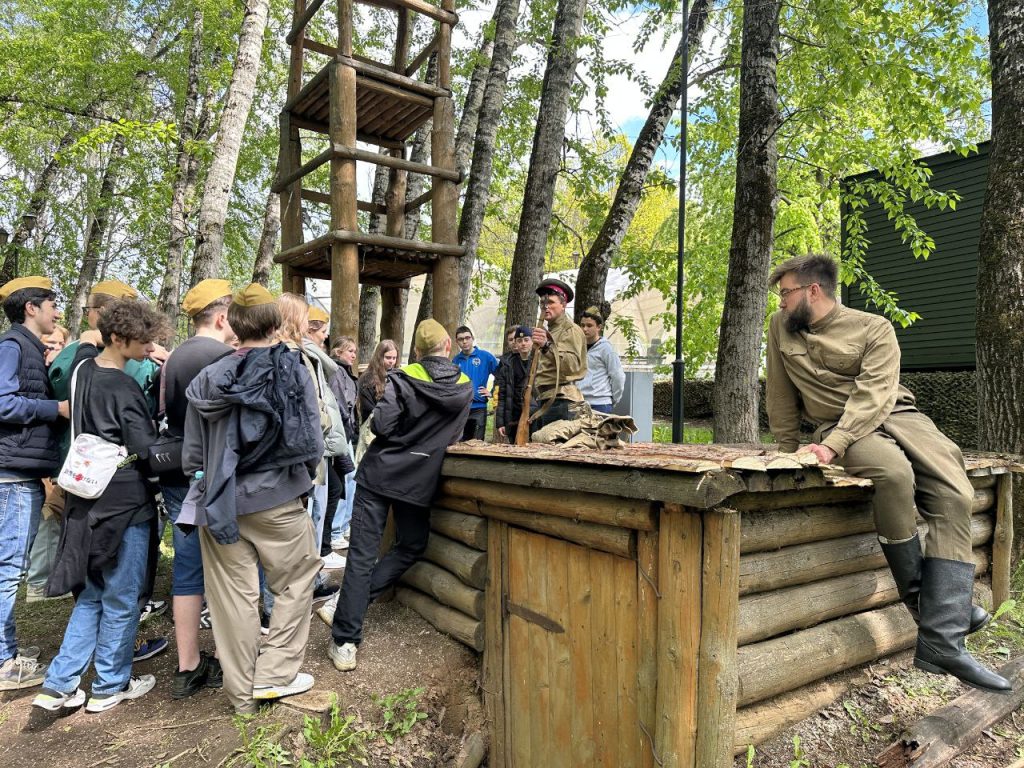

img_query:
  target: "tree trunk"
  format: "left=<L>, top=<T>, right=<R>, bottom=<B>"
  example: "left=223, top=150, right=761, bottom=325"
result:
left=456, top=0, right=521, bottom=322
left=189, top=0, right=271, bottom=285
left=65, top=135, right=127, bottom=336
left=504, top=0, right=588, bottom=330
left=0, top=128, right=78, bottom=284
left=251, top=188, right=281, bottom=286
left=712, top=0, right=781, bottom=443
left=976, top=0, right=1024, bottom=457
left=454, top=36, right=494, bottom=177
left=158, top=7, right=204, bottom=318
left=357, top=158, right=391, bottom=361
left=409, top=273, right=434, bottom=361
left=573, top=0, right=713, bottom=320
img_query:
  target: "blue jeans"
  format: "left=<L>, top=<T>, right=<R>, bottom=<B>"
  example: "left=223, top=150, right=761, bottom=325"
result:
left=162, top=484, right=204, bottom=596
left=591, top=403, right=614, bottom=414
left=332, top=450, right=356, bottom=540
left=0, top=479, right=43, bottom=663
left=44, top=521, right=150, bottom=695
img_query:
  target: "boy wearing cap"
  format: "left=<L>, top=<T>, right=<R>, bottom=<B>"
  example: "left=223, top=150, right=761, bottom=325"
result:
left=182, top=284, right=323, bottom=712
left=159, top=279, right=234, bottom=699
left=0, top=276, right=67, bottom=689
left=324, top=319, right=472, bottom=672
left=495, top=326, right=534, bottom=443
left=529, top=278, right=587, bottom=429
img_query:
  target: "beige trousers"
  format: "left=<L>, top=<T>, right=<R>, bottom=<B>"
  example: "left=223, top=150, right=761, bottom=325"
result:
left=199, top=498, right=321, bottom=713
left=827, top=410, right=975, bottom=562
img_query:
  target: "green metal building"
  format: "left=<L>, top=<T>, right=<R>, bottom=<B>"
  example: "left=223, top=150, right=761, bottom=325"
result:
left=841, top=142, right=989, bottom=371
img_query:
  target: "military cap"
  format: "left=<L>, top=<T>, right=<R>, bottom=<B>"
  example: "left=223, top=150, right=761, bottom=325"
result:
left=233, top=283, right=276, bottom=307
left=308, top=306, right=329, bottom=324
left=535, top=277, right=574, bottom=304
left=512, top=325, right=533, bottom=339
left=414, top=318, right=449, bottom=355
left=0, top=276, right=52, bottom=301
left=182, top=279, right=232, bottom=317
left=90, top=279, right=137, bottom=299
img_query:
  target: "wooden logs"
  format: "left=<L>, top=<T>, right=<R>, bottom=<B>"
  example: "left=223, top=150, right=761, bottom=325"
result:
left=739, top=514, right=994, bottom=596
left=637, top=530, right=659, bottom=768
left=331, top=143, right=460, bottom=181
left=740, top=488, right=993, bottom=554
left=737, top=602, right=917, bottom=707
left=423, top=532, right=487, bottom=589
left=430, top=507, right=487, bottom=549
left=874, top=656, right=1024, bottom=768
left=441, top=478, right=656, bottom=530
left=474, top=503, right=634, bottom=559
left=738, top=548, right=990, bottom=646
left=396, top=586, right=483, bottom=651
left=992, top=473, right=1013, bottom=607
left=328, top=59, right=360, bottom=343
left=399, top=561, right=484, bottom=619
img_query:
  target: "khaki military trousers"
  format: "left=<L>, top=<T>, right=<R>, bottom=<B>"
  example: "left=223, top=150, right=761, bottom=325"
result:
left=825, top=410, right=975, bottom=562
left=199, top=498, right=321, bottom=713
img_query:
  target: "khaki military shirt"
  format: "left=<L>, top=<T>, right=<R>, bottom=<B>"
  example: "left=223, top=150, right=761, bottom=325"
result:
left=534, top=312, right=587, bottom=402
left=765, top=303, right=916, bottom=458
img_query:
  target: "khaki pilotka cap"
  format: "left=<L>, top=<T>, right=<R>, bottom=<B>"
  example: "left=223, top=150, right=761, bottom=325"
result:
left=308, top=306, right=329, bottom=324
left=182, top=279, right=232, bottom=317
left=0, top=276, right=52, bottom=300
left=233, top=283, right=276, bottom=307
left=414, top=319, right=448, bottom=356
left=90, top=280, right=137, bottom=299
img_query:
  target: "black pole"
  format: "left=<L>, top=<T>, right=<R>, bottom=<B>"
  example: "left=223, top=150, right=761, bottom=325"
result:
left=671, top=1, right=689, bottom=443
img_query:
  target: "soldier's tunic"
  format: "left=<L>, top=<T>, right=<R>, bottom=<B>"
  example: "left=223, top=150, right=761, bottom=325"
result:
left=766, top=303, right=973, bottom=561
left=529, top=312, right=587, bottom=430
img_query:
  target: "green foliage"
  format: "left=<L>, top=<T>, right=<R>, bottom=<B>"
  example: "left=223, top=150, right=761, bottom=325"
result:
left=373, top=686, right=429, bottom=745
left=788, top=735, right=810, bottom=768
left=231, top=714, right=293, bottom=768
left=842, top=699, right=883, bottom=743
left=299, top=697, right=370, bottom=768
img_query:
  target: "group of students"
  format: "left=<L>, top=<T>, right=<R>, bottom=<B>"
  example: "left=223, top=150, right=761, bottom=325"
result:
left=0, top=273, right=476, bottom=716
left=451, top=300, right=626, bottom=444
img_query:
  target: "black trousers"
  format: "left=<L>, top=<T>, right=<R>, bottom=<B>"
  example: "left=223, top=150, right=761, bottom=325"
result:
left=321, top=459, right=344, bottom=556
left=331, top=485, right=431, bottom=645
left=460, top=408, right=488, bottom=441
left=529, top=398, right=571, bottom=433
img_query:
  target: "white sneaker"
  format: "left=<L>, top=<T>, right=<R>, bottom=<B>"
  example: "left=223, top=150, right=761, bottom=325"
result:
left=33, top=686, right=86, bottom=711
left=252, top=672, right=314, bottom=701
left=331, top=534, right=350, bottom=550
left=85, top=674, right=156, bottom=713
left=0, top=655, right=46, bottom=690
left=316, top=593, right=339, bottom=626
left=328, top=642, right=357, bottom=672
left=321, top=552, right=346, bottom=570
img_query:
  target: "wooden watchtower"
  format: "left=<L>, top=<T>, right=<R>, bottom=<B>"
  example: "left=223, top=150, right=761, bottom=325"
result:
left=273, top=0, right=464, bottom=343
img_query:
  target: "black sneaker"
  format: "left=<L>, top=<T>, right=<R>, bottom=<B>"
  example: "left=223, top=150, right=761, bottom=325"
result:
left=260, top=611, right=270, bottom=636
left=171, top=655, right=210, bottom=700
left=205, top=654, right=223, bottom=689
left=312, top=583, right=339, bottom=605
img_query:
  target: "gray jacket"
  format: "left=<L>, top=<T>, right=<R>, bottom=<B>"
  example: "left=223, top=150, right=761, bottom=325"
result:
left=579, top=337, right=625, bottom=406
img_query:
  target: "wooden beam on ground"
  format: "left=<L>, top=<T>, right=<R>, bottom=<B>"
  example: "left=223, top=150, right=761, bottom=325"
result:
left=395, top=586, right=483, bottom=651
left=424, top=532, right=487, bottom=589
left=399, top=560, right=484, bottom=619
left=874, top=656, right=1024, bottom=768
left=992, top=473, right=1013, bottom=607
left=430, top=507, right=487, bottom=550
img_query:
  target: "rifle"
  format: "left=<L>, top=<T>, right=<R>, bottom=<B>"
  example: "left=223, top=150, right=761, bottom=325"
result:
left=514, top=311, right=545, bottom=446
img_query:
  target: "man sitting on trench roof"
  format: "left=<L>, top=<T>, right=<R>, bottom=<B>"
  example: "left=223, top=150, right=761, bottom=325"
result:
left=765, top=254, right=1011, bottom=695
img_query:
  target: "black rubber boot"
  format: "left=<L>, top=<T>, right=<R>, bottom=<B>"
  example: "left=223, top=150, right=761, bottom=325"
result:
left=914, top=557, right=1012, bottom=693
left=879, top=535, right=991, bottom=633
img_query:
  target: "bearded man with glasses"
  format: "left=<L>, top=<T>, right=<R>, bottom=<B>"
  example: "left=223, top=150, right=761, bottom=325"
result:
left=764, top=254, right=1011, bottom=695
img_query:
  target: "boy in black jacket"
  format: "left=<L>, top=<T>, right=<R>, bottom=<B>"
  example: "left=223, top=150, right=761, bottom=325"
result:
left=324, top=319, right=472, bottom=671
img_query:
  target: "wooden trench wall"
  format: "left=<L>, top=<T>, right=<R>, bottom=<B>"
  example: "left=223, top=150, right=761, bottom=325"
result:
left=395, top=460, right=1014, bottom=767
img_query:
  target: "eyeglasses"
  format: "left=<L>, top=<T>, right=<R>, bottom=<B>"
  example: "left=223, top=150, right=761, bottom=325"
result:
left=81, top=305, right=99, bottom=311
left=773, top=284, right=814, bottom=300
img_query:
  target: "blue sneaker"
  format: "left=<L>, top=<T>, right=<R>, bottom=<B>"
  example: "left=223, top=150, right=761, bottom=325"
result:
left=133, top=636, right=168, bottom=662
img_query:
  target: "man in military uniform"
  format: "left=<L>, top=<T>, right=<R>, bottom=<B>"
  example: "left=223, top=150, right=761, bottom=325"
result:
left=765, top=254, right=1010, bottom=693
left=529, top=278, right=587, bottom=430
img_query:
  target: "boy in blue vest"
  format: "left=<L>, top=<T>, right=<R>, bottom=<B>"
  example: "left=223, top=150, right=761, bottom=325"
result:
left=0, top=276, right=68, bottom=690
left=452, top=325, right=498, bottom=441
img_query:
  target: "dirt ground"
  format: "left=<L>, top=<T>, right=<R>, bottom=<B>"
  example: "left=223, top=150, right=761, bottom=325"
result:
left=0, top=560, right=483, bottom=768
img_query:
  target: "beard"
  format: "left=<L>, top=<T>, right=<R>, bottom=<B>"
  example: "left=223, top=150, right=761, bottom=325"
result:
left=784, top=297, right=812, bottom=333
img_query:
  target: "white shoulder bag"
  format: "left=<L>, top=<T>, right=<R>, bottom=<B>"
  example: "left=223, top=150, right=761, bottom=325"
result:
left=57, top=361, right=129, bottom=499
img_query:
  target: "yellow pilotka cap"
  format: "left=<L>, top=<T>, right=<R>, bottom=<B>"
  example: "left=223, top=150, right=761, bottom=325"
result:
left=233, top=283, right=276, bottom=307
left=0, top=276, right=52, bottom=300
left=90, top=280, right=137, bottom=299
left=308, top=306, right=329, bottom=323
left=182, top=279, right=233, bottom=317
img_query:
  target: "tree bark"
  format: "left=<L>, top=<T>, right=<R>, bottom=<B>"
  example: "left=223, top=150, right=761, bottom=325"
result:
left=158, top=6, right=204, bottom=318
left=976, top=0, right=1024, bottom=456
left=456, top=0, right=522, bottom=322
left=409, top=273, right=434, bottom=361
left=65, top=135, right=127, bottom=336
left=712, top=0, right=781, bottom=443
left=251, top=188, right=281, bottom=286
left=189, top=0, right=271, bottom=285
left=357, top=157, right=391, bottom=362
left=504, top=0, right=588, bottom=330
left=454, top=36, right=494, bottom=177
left=573, top=0, right=713, bottom=320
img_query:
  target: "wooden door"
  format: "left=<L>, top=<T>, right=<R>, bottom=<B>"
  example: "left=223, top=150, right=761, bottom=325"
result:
left=503, top=526, right=642, bottom=767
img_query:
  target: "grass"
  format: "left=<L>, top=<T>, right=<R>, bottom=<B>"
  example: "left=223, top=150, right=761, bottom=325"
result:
left=651, top=420, right=776, bottom=445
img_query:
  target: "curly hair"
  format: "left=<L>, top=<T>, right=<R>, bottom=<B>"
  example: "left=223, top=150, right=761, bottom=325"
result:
left=96, top=299, right=170, bottom=346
